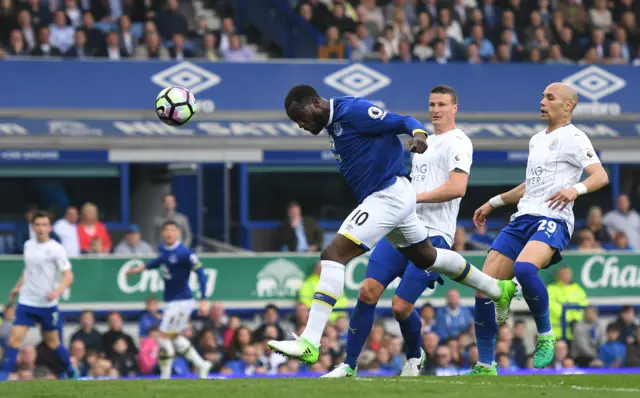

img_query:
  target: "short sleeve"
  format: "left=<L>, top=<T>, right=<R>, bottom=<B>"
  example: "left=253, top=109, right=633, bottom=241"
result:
left=447, top=136, right=473, bottom=174
left=54, top=245, right=72, bottom=272
left=568, top=131, right=600, bottom=168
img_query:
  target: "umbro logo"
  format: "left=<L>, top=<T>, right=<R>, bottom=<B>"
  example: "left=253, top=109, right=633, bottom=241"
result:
left=324, top=64, right=391, bottom=97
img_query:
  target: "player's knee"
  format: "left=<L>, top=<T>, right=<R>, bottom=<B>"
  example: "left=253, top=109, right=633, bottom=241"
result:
left=7, top=333, right=24, bottom=348
left=320, top=244, right=349, bottom=264
left=391, top=296, right=414, bottom=320
left=358, top=279, right=383, bottom=304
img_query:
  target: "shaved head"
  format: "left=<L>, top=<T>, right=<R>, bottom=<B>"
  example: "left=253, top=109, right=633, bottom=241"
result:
left=547, top=82, right=579, bottom=110
left=540, top=82, right=579, bottom=129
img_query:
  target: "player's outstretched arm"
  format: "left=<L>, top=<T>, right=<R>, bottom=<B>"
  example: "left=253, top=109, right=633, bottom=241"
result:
left=126, top=264, right=147, bottom=275
left=348, top=102, right=428, bottom=138
left=473, top=182, right=526, bottom=227
left=547, top=163, right=609, bottom=211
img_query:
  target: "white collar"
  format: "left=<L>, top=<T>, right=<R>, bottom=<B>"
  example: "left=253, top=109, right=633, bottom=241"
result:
left=164, top=240, right=181, bottom=250
left=327, top=98, right=335, bottom=126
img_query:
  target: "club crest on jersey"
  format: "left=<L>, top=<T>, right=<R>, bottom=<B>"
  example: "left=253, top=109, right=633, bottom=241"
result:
left=549, top=138, right=560, bottom=151
left=367, top=106, right=386, bottom=120
left=455, top=154, right=461, bottom=162
left=168, top=254, right=178, bottom=264
left=333, top=122, right=343, bottom=136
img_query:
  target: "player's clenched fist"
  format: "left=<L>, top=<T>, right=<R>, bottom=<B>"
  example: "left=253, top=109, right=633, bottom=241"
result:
left=473, top=202, right=494, bottom=227
left=409, top=133, right=428, bottom=154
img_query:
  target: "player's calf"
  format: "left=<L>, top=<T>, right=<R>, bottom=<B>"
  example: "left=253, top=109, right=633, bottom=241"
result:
left=173, top=335, right=212, bottom=378
left=392, top=296, right=423, bottom=363
left=344, top=278, right=384, bottom=370
left=0, top=326, right=28, bottom=379
left=157, top=337, right=175, bottom=380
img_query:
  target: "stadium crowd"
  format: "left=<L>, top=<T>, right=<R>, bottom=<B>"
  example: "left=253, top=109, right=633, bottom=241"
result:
left=0, top=292, right=639, bottom=380
left=296, top=0, right=640, bottom=64
left=0, top=0, right=255, bottom=61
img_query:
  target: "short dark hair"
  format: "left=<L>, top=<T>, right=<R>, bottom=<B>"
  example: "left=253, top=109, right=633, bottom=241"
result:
left=31, top=210, right=52, bottom=224
left=264, top=304, right=279, bottom=313
left=430, top=85, right=458, bottom=104
left=606, top=323, right=620, bottom=333
left=162, top=220, right=179, bottom=229
left=284, top=85, right=319, bottom=109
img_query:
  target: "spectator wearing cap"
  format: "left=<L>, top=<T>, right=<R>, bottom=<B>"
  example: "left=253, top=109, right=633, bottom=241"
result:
left=54, top=206, right=81, bottom=257
left=114, top=225, right=154, bottom=256
left=548, top=266, right=588, bottom=340
left=153, top=193, right=193, bottom=248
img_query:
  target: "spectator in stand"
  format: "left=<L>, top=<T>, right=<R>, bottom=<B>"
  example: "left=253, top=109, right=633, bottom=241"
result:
left=49, top=10, right=74, bottom=54
left=70, top=311, right=103, bottom=352
left=114, top=225, right=155, bottom=256
left=170, top=32, right=194, bottom=60
left=434, top=345, right=458, bottom=376
left=223, top=33, right=253, bottom=61
left=69, top=339, right=88, bottom=377
left=82, top=12, right=105, bottom=54
left=551, top=339, right=570, bottom=369
left=599, top=323, right=627, bottom=368
left=12, top=204, right=37, bottom=254
left=153, top=193, right=193, bottom=248
left=589, top=0, right=614, bottom=33
left=218, top=16, right=235, bottom=53
left=223, top=316, right=241, bottom=350
left=572, top=306, right=605, bottom=368
left=118, top=15, right=136, bottom=57
left=102, top=30, right=127, bottom=60
left=318, top=25, right=345, bottom=59
left=511, top=320, right=527, bottom=368
left=545, top=44, right=573, bottom=64
left=109, top=338, right=139, bottom=377
left=137, top=327, right=160, bottom=375
left=613, top=306, right=639, bottom=345
left=53, top=206, right=80, bottom=258
left=17, top=10, right=37, bottom=52
left=221, top=345, right=266, bottom=375
left=584, top=206, right=612, bottom=245
left=604, top=194, right=640, bottom=250
left=78, top=202, right=111, bottom=254
left=155, top=0, right=188, bottom=41
left=626, top=326, right=640, bottom=367
left=139, top=297, right=163, bottom=338
left=548, top=266, right=588, bottom=341
left=135, top=31, right=170, bottom=59
left=603, top=231, right=634, bottom=251
left=464, top=24, right=495, bottom=61
left=63, top=0, right=83, bottom=28
left=299, top=261, right=348, bottom=323
left=6, top=29, right=28, bottom=56
left=102, top=312, right=138, bottom=358
left=577, top=228, right=604, bottom=252
left=435, top=289, right=472, bottom=340
left=224, top=326, right=253, bottom=362
left=275, top=201, right=323, bottom=252
left=557, top=26, right=581, bottom=61
left=419, top=302, right=437, bottom=334
left=360, top=0, right=384, bottom=36
left=65, top=29, right=95, bottom=58
left=201, top=301, right=228, bottom=348
left=198, top=31, right=218, bottom=60
left=253, top=304, right=286, bottom=342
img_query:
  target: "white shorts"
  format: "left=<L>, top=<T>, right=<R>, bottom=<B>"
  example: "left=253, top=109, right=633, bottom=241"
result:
left=337, top=176, right=428, bottom=250
left=159, top=299, right=194, bottom=334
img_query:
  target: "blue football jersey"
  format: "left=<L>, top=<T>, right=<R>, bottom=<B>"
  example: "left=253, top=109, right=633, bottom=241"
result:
left=146, top=241, right=202, bottom=302
left=326, top=97, right=426, bottom=202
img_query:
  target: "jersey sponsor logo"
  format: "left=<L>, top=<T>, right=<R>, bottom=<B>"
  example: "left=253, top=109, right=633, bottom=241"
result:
left=562, top=66, right=626, bottom=116
left=367, top=106, right=386, bottom=120
left=255, top=258, right=305, bottom=298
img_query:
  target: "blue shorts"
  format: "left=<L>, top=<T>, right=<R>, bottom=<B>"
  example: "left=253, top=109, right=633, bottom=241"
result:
left=490, top=214, right=570, bottom=268
left=14, top=304, right=60, bottom=332
left=366, top=236, right=449, bottom=304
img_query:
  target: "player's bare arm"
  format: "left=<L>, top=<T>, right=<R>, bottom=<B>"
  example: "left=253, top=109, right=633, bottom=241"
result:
left=8, top=271, right=24, bottom=303
left=126, top=264, right=147, bottom=275
left=417, top=168, right=468, bottom=203
left=473, top=182, right=526, bottom=227
left=47, top=269, right=74, bottom=301
left=547, top=163, right=609, bottom=211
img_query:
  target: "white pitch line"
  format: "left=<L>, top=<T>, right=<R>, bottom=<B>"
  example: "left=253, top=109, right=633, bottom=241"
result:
left=355, top=377, right=640, bottom=393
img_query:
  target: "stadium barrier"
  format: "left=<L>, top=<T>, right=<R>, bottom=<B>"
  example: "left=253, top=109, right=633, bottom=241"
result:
left=0, top=252, right=638, bottom=311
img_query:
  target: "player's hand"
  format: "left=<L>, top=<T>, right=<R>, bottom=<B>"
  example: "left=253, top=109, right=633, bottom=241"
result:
left=473, top=202, right=494, bottom=227
left=409, top=134, right=428, bottom=154
left=198, top=299, right=209, bottom=316
left=47, top=290, right=60, bottom=301
left=426, top=274, right=445, bottom=290
left=546, top=188, right=579, bottom=211
left=126, top=265, right=144, bottom=275
left=8, top=288, right=19, bottom=303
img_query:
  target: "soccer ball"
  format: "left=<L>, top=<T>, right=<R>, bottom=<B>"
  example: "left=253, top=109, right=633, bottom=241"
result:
left=155, top=86, right=196, bottom=126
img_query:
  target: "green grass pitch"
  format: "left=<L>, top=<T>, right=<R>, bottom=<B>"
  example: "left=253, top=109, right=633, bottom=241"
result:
left=1, top=375, right=639, bottom=398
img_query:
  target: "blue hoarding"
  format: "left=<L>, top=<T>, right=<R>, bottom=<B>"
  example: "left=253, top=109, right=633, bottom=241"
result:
left=0, top=118, right=637, bottom=138
left=0, top=60, right=637, bottom=115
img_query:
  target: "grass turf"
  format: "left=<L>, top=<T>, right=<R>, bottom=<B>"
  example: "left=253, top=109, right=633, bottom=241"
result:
left=1, top=375, right=639, bottom=398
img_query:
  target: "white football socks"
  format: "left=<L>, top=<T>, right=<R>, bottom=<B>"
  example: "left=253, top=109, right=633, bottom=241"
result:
left=301, top=260, right=345, bottom=346
left=157, top=338, right=175, bottom=380
left=429, top=248, right=501, bottom=300
left=174, top=335, right=207, bottom=368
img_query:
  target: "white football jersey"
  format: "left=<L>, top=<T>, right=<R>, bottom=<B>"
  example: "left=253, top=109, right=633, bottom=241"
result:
left=412, top=128, right=473, bottom=246
left=513, top=124, right=600, bottom=235
left=19, top=239, right=72, bottom=308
